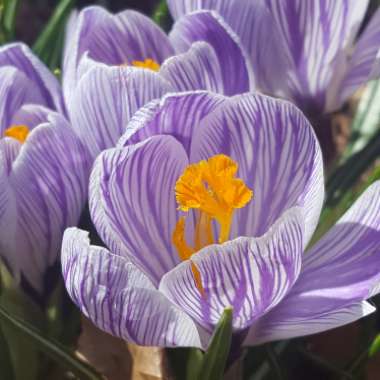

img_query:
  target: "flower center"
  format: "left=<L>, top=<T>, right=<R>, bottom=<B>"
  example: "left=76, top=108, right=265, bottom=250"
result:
left=131, top=58, right=160, bottom=72
left=4, top=125, right=30, bottom=143
left=172, top=154, right=253, bottom=293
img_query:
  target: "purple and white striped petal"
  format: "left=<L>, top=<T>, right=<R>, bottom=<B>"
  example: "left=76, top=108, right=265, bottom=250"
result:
left=0, top=43, right=64, bottom=113
left=0, top=66, right=46, bottom=133
left=338, top=8, right=380, bottom=107
left=11, top=104, right=52, bottom=131
left=0, top=138, right=20, bottom=174
left=190, top=94, right=324, bottom=245
left=90, top=135, right=188, bottom=286
left=247, top=181, right=380, bottom=344
left=167, top=0, right=287, bottom=96
left=284, top=181, right=380, bottom=313
left=63, top=6, right=108, bottom=100
left=68, top=65, right=172, bottom=159
left=63, top=6, right=173, bottom=100
left=169, top=11, right=254, bottom=95
left=160, top=208, right=304, bottom=331
left=246, top=301, right=375, bottom=345
left=0, top=140, right=17, bottom=273
left=263, top=0, right=369, bottom=112
left=62, top=228, right=201, bottom=347
left=119, top=91, right=225, bottom=156
left=2, top=113, right=90, bottom=291
left=160, top=42, right=224, bottom=94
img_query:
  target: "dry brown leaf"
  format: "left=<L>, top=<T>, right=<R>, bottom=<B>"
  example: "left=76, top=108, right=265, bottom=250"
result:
left=76, top=316, right=133, bottom=380
left=128, top=344, right=172, bottom=380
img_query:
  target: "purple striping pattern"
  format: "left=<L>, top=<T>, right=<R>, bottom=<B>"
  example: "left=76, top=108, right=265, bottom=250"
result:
left=63, top=91, right=380, bottom=348
left=62, top=228, right=201, bottom=347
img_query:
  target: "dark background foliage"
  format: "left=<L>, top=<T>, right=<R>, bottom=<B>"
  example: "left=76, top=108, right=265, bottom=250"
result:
left=16, top=0, right=158, bottom=44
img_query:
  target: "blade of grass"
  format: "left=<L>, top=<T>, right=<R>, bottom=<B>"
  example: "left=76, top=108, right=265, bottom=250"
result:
left=1, top=0, right=19, bottom=41
left=0, top=322, right=14, bottom=380
left=33, top=0, right=75, bottom=69
left=0, top=303, right=102, bottom=380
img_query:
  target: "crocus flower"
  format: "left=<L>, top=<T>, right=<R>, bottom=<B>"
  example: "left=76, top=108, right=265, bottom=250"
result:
left=168, top=0, right=380, bottom=117
left=63, top=6, right=254, bottom=159
left=0, top=43, right=90, bottom=294
left=62, top=91, right=380, bottom=349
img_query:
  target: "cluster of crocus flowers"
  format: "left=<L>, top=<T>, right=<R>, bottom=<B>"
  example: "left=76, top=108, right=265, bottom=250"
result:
left=62, top=91, right=380, bottom=349
left=62, top=6, right=254, bottom=159
left=168, top=0, right=380, bottom=117
left=0, top=43, right=90, bottom=294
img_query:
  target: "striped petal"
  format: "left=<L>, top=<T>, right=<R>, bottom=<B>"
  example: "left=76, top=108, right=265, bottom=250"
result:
left=11, top=104, right=52, bottom=131
left=63, top=6, right=108, bottom=101
left=263, top=0, right=369, bottom=112
left=0, top=140, right=17, bottom=273
left=167, top=0, right=285, bottom=95
left=159, top=208, right=304, bottom=331
left=0, top=43, right=64, bottom=113
left=68, top=65, right=171, bottom=159
left=63, top=6, right=173, bottom=100
left=247, top=181, right=380, bottom=344
left=247, top=301, right=375, bottom=345
left=160, top=42, right=224, bottom=94
left=1, top=113, right=90, bottom=291
left=0, top=138, right=20, bottom=174
left=62, top=228, right=201, bottom=348
left=190, top=94, right=324, bottom=246
left=169, top=11, right=254, bottom=95
left=89, top=135, right=188, bottom=286
left=338, top=8, right=380, bottom=106
left=0, top=66, right=46, bottom=133
left=119, top=92, right=225, bottom=156
left=285, top=182, right=380, bottom=312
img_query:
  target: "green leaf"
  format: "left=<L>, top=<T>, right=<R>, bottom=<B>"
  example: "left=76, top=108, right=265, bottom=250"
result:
left=33, top=0, right=75, bottom=69
left=199, top=307, right=233, bottom=380
left=152, top=0, right=172, bottom=32
left=0, top=303, right=102, bottom=380
left=0, top=263, right=45, bottom=380
left=0, top=322, right=14, bottom=380
left=0, top=0, right=19, bottom=42
left=369, top=334, right=380, bottom=358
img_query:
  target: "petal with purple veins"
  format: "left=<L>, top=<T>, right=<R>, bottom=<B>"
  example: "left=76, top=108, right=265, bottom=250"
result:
left=119, top=91, right=225, bottom=156
left=337, top=8, right=380, bottom=107
left=170, top=11, right=254, bottom=95
left=0, top=66, right=47, bottom=133
left=63, top=6, right=174, bottom=100
left=160, top=42, right=224, bottom=94
left=0, top=43, right=64, bottom=113
left=190, top=93, right=323, bottom=245
left=62, top=227, right=201, bottom=347
left=11, top=104, right=52, bottom=131
left=159, top=208, right=304, bottom=331
left=68, top=65, right=172, bottom=159
left=4, top=113, right=90, bottom=292
left=285, top=181, right=380, bottom=311
left=90, top=135, right=189, bottom=286
left=246, top=301, right=375, bottom=345
left=264, top=0, right=369, bottom=112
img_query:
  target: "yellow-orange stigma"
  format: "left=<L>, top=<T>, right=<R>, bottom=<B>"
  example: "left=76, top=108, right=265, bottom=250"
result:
left=4, top=125, right=30, bottom=143
left=172, top=154, right=253, bottom=295
left=131, top=58, right=160, bottom=72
